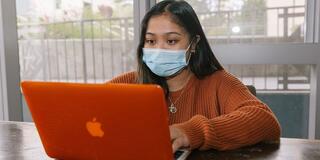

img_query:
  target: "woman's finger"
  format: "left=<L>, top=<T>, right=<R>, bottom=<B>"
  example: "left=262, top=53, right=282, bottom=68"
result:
left=172, top=138, right=182, bottom=153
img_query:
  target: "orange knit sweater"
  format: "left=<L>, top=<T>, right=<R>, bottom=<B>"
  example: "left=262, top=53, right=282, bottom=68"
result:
left=108, top=69, right=281, bottom=151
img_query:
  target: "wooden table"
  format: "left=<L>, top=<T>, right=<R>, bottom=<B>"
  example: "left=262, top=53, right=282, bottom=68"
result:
left=0, top=121, right=319, bottom=160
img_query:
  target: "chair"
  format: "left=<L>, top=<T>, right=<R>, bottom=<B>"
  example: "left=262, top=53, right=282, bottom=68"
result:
left=246, top=85, right=256, bottom=96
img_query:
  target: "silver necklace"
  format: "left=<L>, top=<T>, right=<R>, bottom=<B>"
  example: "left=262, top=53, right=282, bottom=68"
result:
left=168, top=97, right=178, bottom=113
left=167, top=73, right=192, bottom=114
left=168, top=86, right=187, bottom=114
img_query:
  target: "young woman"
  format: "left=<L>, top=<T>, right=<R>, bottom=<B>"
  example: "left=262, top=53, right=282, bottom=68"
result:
left=109, top=0, right=281, bottom=153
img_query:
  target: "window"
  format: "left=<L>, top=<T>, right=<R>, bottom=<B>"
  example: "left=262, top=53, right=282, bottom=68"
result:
left=158, top=0, right=307, bottom=44
left=226, top=64, right=311, bottom=91
left=16, top=0, right=135, bottom=83
left=226, top=64, right=311, bottom=138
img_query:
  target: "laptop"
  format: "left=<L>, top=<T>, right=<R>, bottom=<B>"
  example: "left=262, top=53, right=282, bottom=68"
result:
left=21, top=81, right=190, bottom=160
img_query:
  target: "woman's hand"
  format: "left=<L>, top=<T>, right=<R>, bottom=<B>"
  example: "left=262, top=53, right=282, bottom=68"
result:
left=169, top=125, right=190, bottom=153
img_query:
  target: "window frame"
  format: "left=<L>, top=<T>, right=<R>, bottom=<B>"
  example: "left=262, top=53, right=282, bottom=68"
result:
left=0, top=0, right=22, bottom=121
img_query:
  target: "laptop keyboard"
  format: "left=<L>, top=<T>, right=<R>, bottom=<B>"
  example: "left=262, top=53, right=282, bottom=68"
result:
left=174, top=150, right=184, bottom=159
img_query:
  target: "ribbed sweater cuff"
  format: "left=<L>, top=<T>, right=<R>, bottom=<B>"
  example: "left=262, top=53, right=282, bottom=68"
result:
left=175, top=115, right=208, bottom=150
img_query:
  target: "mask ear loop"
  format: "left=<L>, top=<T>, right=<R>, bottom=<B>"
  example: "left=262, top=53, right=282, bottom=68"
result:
left=166, top=35, right=201, bottom=79
left=186, top=35, right=201, bottom=64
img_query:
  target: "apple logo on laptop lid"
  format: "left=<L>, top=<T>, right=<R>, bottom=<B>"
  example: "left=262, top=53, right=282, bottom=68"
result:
left=86, top=117, right=104, bottom=137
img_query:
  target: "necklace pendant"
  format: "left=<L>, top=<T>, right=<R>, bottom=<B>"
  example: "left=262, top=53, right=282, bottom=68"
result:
left=169, top=104, right=177, bottom=113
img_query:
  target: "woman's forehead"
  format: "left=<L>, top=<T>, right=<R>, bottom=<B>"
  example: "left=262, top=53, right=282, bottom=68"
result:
left=146, top=14, right=187, bottom=36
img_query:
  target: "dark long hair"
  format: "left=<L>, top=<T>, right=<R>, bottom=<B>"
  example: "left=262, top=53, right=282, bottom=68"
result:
left=137, top=0, right=223, bottom=97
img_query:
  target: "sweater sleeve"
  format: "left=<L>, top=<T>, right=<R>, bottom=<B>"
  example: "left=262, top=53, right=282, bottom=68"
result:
left=106, top=71, right=138, bottom=84
left=175, top=71, right=281, bottom=151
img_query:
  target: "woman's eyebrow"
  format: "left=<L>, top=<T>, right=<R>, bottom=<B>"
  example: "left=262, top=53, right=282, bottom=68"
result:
left=145, top=32, right=182, bottom=36
left=166, top=32, right=182, bottom=36
left=146, top=32, right=155, bottom=36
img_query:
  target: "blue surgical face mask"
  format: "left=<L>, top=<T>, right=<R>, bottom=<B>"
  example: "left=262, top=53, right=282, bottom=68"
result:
left=142, top=47, right=191, bottom=77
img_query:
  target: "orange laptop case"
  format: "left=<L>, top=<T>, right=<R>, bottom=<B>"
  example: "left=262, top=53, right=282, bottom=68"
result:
left=21, top=82, right=173, bottom=160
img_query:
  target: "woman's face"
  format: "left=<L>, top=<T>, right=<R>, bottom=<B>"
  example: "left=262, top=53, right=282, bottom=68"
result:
left=144, top=14, right=190, bottom=50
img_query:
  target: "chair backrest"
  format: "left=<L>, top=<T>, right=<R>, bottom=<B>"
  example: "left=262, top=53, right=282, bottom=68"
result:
left=246, top=85, right=256, bottom=96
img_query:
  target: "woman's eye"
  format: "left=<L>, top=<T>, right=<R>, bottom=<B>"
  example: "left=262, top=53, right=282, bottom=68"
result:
left=145, top=39, right=155, bottom=45
left=167, top=40, right=177, bottom=45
